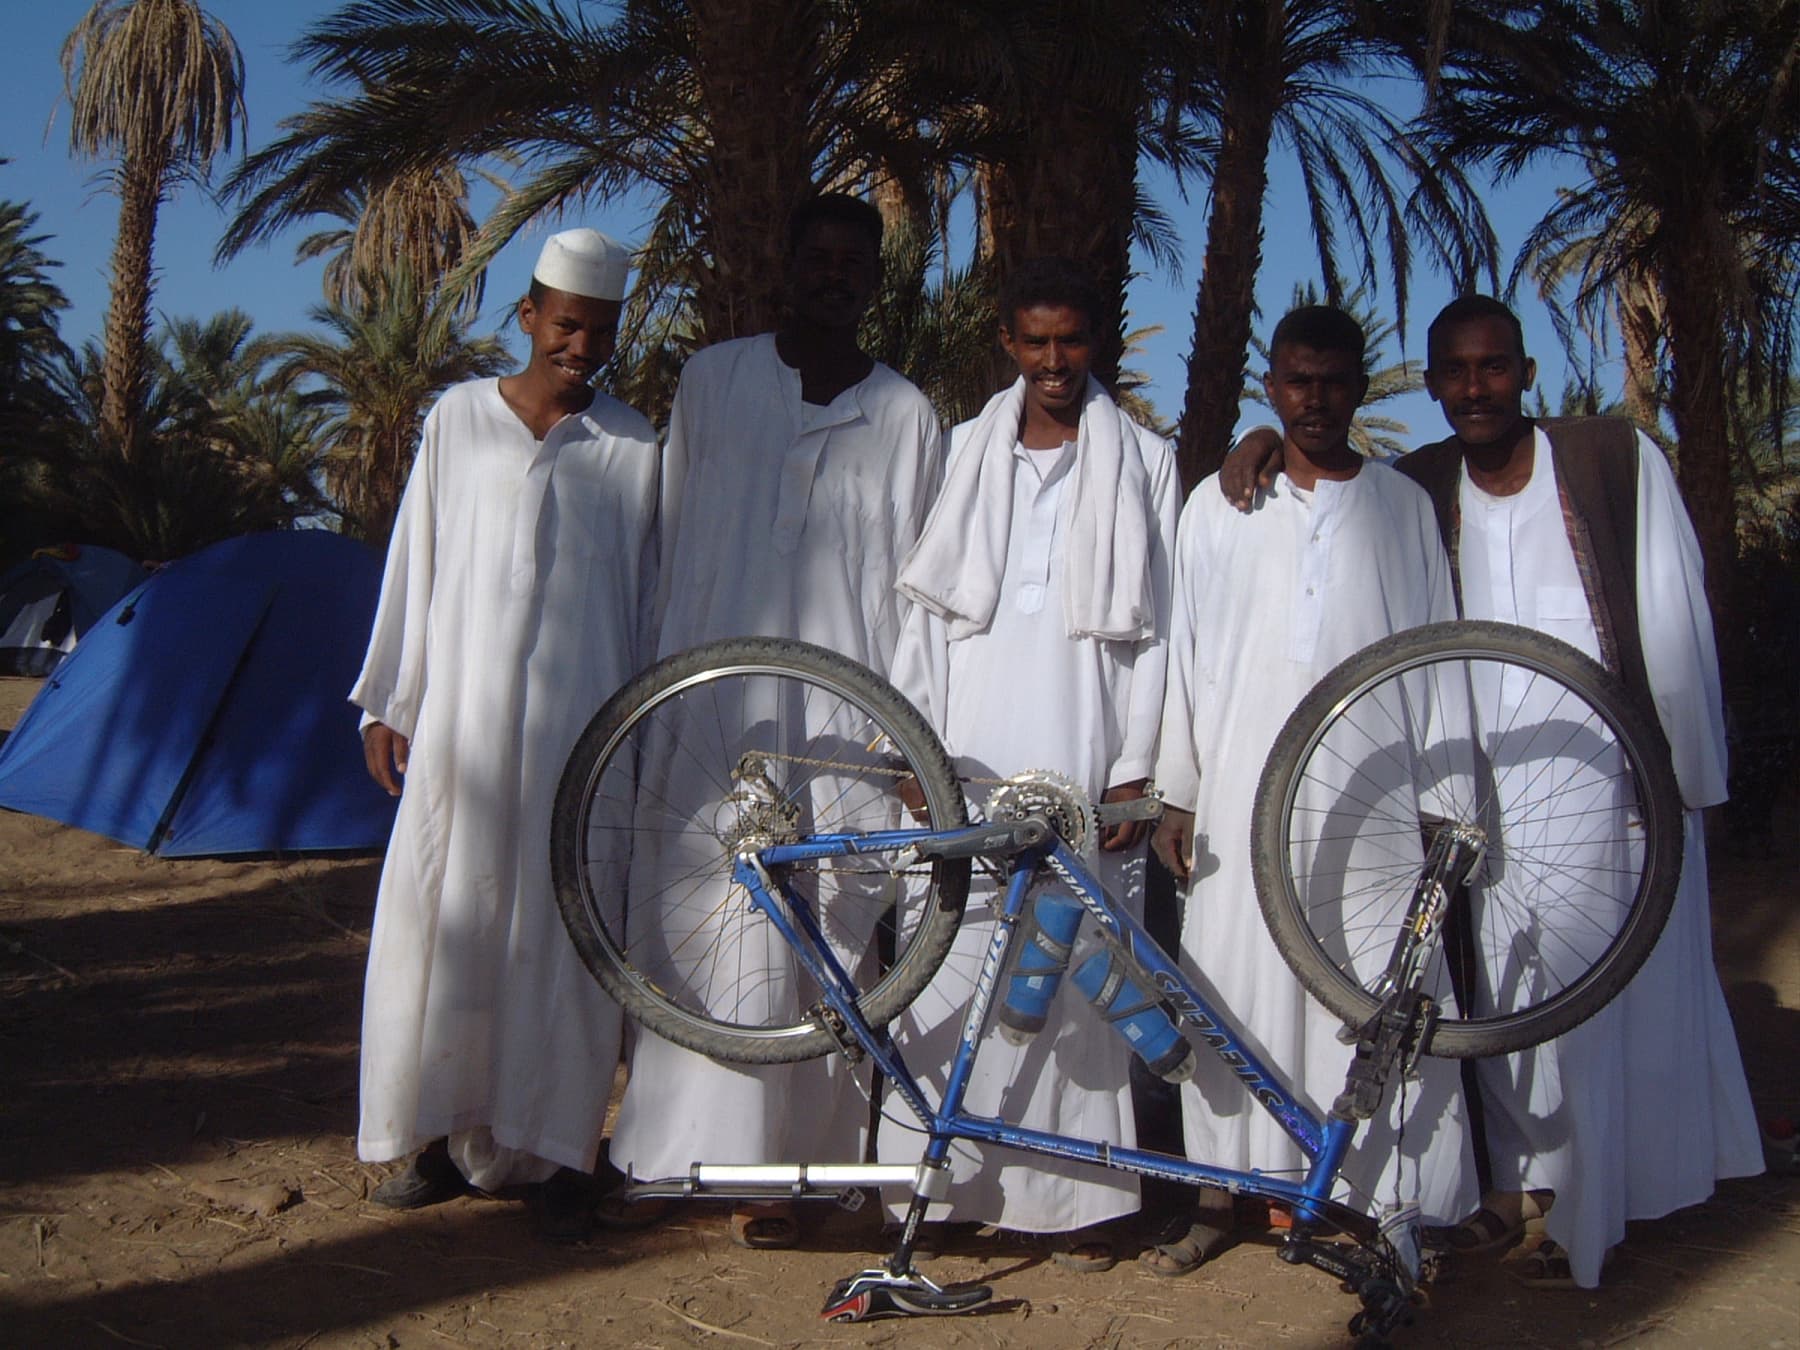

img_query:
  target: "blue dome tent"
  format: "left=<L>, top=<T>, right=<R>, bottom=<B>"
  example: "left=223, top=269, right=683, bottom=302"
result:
left=0, top=531, right=399, bottom=856
left=0, top=545, right=147, bottom=675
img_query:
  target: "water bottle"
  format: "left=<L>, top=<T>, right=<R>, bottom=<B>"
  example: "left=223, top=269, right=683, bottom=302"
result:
left=996, top=892, right=1086, bottom=1043
left=1070, top=947, right=1196, bottom=1083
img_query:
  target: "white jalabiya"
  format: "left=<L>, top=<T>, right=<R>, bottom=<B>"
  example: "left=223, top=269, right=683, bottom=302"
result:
left=610, top=334, right=945, bottom=1182
left=878, top=409, right=1179, bottom=1233
left=1157, top=464, right=1478, bottom=1226
left=1463, top=428, right=1761, bottom=1287
left=352, top=379, right=659, bottom=1188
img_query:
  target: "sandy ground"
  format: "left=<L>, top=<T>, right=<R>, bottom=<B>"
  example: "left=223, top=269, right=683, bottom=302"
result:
left=1, top=672, right=1796, bottom=1349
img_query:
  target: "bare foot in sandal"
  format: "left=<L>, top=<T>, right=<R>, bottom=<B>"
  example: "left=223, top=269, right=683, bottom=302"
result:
left=1510, top=1238, right=1584, bottom=1288
left=1138, top=1213, right=1236, bottom=1277
left=730, top=1201, right=800, bottom=1250
left=593, top=1189, right=674, bottom=1231
left=1048, top=1224, right=1118, bottom=1273
left=1446, top=1188, right=1553, bottom=1255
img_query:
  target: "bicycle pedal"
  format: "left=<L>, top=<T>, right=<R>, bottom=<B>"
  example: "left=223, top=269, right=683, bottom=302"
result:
left=820, top=1269, right=993, bottom=1321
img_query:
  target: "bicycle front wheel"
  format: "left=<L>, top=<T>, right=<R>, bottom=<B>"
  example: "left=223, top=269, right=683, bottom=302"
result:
left=1252, top=621, right=1683, bottom=1059
left=551, top=637, right=970, bottom=1064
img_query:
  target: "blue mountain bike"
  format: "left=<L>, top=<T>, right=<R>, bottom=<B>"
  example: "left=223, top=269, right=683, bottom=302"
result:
left=550, top=622, right=1681, bottom=1346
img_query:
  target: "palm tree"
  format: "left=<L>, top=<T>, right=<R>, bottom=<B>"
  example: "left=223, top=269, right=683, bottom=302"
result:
left=1173, top=1, right=1498, bottom=491
left=60, top=0, right=246, bottom=458
left=0, top=191, right=76, bottom=558
left=290, top=160, right=492, bottom=322
left=879, top=1, right=1197, bottom=385
left=151, top=311, right=331, bottom=523
left=859, top=215, right=998, bottom=426
left=223, top=0, right=937, bottom=347
left=24, top=320, right=327, bottom=560
left=0, top=195, right=74, bottom=443
left=268, top=273, right=510, bottom=542
left=1512, top=160, right=1667, bottom=431
left=1115, top=324, right=1175, bottom=437
left=1423, top=0, right=1800, bottom=647
left=1727, top=375, right=1800, bottom=549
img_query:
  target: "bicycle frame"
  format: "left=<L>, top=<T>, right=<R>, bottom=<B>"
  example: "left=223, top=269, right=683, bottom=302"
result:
left=608, top=778, right=1483, bottom=1333
left=709, top=824, right=1376, bottom=1246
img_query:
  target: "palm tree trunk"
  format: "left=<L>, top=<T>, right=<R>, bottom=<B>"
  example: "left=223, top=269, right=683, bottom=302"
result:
left=871, top=172, right=914, bottom=237
left=979, top=84, right=1142, bottom=386
left=1619, top=277, right=1661, bottom=430
left=974, top=164, right=997, bottom=264
left=1660, top=268, right=1739, bottom=679
left=1177, top=73, right=1279, bottom=493
left=101, top=153, right=166, bottom=459
left=689, top=0, right=824, bottom=342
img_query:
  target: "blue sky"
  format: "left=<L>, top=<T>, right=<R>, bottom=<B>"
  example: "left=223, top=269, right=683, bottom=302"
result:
left=9, top=1, right=1604, bottom=448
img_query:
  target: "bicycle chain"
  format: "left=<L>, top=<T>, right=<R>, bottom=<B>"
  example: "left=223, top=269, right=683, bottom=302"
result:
left=743, top=749, right=1008, bottom=878
left=757, top=748, right=1009, bottom=786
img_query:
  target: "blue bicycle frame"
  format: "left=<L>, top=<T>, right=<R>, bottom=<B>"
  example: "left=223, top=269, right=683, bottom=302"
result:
left=731, top=823, right=1374, bottom=1243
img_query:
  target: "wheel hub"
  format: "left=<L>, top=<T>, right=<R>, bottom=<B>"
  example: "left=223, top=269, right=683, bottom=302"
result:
left=719, top=751, right=803, bottom=854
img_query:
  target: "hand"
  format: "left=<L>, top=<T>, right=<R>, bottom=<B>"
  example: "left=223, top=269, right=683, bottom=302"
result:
left=1151, top=807, right=1195, bottom=882
left=1218, top=426, right=1284, bottom=512
left=1099, top=778, right=1151, bottom=852
left=363, top=722, right=410, bottom=797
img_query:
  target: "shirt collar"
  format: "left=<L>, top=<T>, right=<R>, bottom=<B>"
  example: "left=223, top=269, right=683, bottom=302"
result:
left=1011, top=434, right=1078, bottom=486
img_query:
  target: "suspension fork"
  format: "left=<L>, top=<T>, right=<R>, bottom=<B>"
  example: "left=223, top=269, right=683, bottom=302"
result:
left=1370, top=821, right=1488, bottom=1005
left=1304, top=823, right=1490, bottom=1223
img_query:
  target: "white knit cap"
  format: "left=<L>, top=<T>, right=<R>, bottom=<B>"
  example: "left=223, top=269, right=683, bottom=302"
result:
left=532, top=228, right=630, bottom=301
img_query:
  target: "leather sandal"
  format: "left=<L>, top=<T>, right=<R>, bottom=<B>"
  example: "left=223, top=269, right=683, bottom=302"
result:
left=1447, top=1189, right=1551, bottom=1254
left=730, top=1202, right=800, bottom=1250
left=1138, top=1216, right=1235, bottom=1277
left=370, top=1138, right=469, bottom=1210
left=1049, top=1227, right=1117, bottom=1273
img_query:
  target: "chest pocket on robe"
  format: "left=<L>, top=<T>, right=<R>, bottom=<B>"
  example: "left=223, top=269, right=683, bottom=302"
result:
left=1534, top=584, right=1602, bottom=663
left=812, top=458, right=911, bottom=647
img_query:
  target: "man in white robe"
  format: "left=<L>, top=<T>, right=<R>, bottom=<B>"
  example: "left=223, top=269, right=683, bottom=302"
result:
left=876, top=259, right=1179, bottom=1268
left=352, top=230, right=660, bottom=1241
left=1417, top=297, right=1761, bottom=1287
left=1148, top=305, right=1476, bottom=1276
left=607, top=193, right=945, bottom=1249
left=1217, top=294, right=1762, bottom=1287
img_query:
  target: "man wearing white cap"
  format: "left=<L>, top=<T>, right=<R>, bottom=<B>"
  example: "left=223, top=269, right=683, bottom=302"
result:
left=351, top=228, right=659, bottom=1242
left=608, top=192, right=945, bottom=1250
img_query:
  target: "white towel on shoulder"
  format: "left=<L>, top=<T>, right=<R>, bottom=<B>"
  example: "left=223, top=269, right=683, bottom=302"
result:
left=896, top=376, right=1154, bottom=641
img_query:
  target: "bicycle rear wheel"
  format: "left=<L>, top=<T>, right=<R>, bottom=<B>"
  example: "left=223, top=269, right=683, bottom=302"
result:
left=1252, top=621, right=1682, bottom=1059
left=551, top=637, right=970, bottom=1064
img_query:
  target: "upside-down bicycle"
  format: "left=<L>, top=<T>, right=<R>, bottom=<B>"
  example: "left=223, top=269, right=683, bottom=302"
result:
left=550, top=621, right=1681, bottom=1346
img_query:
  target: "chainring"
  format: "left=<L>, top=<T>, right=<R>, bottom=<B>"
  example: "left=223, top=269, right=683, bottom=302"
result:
left=986, top=769, right=1095, bottom=854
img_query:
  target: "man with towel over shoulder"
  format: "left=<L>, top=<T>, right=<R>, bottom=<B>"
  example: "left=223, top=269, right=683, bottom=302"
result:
left=878, top=257, right=1179, bottom=1272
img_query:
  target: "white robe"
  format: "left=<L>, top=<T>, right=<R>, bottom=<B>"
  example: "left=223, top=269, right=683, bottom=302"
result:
left=1464, top=428, right=1761, bottom=1286
left=1157, top=464, right=1478, bottom=1226
left=610, top=334, right=945, bottom=1181
left=878, top=415, right=1179, bottom=1233
left=351, top=379, right=660, bottom=1187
